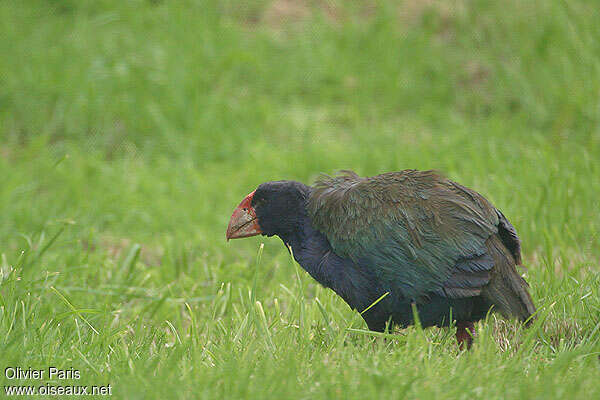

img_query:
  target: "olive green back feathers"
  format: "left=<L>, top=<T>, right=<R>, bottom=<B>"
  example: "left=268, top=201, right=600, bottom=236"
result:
left=307, top=170, right=535, bottom=321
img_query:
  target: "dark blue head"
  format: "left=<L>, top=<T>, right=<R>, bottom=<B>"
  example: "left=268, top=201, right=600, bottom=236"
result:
left=226, top=180, right=311, bottom=245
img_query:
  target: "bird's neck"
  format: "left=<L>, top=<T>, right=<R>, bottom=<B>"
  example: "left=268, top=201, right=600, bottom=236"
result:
left=274, top=196, right=311, bottom=249
left=282, top=214, right=336, bottom=289
left=282, top=213, right=381, bottom=315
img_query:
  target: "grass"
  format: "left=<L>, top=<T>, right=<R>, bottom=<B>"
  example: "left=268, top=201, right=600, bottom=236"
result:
left=1, top=0, right=599, bottom=398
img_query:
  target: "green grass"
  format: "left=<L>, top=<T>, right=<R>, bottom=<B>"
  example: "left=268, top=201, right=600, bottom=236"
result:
left=1, top=0, right=599, bottom=398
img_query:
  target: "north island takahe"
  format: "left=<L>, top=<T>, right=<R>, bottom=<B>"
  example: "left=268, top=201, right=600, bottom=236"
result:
left=226, top=170, right=536, bottom=348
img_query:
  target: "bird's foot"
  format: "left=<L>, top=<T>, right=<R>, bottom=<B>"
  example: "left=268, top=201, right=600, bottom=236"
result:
left=456, top=321, right=475, bottom=350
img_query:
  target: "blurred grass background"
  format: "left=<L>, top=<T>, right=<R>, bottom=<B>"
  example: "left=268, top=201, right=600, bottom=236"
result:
left=1, top=0, right=599, bottom=399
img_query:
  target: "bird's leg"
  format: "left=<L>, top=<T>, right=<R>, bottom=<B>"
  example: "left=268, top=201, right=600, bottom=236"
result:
left=455, top=321, right=475, bottom=350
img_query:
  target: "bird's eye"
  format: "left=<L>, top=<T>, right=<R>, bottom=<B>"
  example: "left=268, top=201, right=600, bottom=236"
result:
left=252, top=198, right=264, bottom=207
left=243, top=208, right=247, bottom=211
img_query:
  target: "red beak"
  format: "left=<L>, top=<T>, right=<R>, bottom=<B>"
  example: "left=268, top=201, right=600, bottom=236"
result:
left=226, top=190, right=262, bottom=240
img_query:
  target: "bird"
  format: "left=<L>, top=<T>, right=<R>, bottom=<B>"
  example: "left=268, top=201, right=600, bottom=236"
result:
left=226, top=170, right=535, bottom=348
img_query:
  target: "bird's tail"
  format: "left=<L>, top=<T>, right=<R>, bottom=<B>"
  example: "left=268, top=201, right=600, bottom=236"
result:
left=482, top=236, right=536, bottom=323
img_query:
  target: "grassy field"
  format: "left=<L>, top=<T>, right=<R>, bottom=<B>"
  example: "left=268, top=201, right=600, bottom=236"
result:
left=1, top=0, right=599, bottom=398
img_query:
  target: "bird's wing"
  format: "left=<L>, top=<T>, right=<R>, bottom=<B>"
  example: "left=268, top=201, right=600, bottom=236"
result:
left=307, top=170, right=516, bottom=301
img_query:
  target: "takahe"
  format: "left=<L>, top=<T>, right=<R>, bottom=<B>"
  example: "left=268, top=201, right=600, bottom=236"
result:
left=226, top=170, right=536, bottom=348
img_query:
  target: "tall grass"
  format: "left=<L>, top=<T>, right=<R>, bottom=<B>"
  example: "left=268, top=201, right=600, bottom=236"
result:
left=1, top=0, right=599, bottom=398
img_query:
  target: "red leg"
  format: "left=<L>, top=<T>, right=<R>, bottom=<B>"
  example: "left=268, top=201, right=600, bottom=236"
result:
left=456, top=321, right=475, bottom=350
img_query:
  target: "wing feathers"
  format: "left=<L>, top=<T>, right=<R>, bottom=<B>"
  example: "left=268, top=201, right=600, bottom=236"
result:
left=308, top=170, right=516, bottom=301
